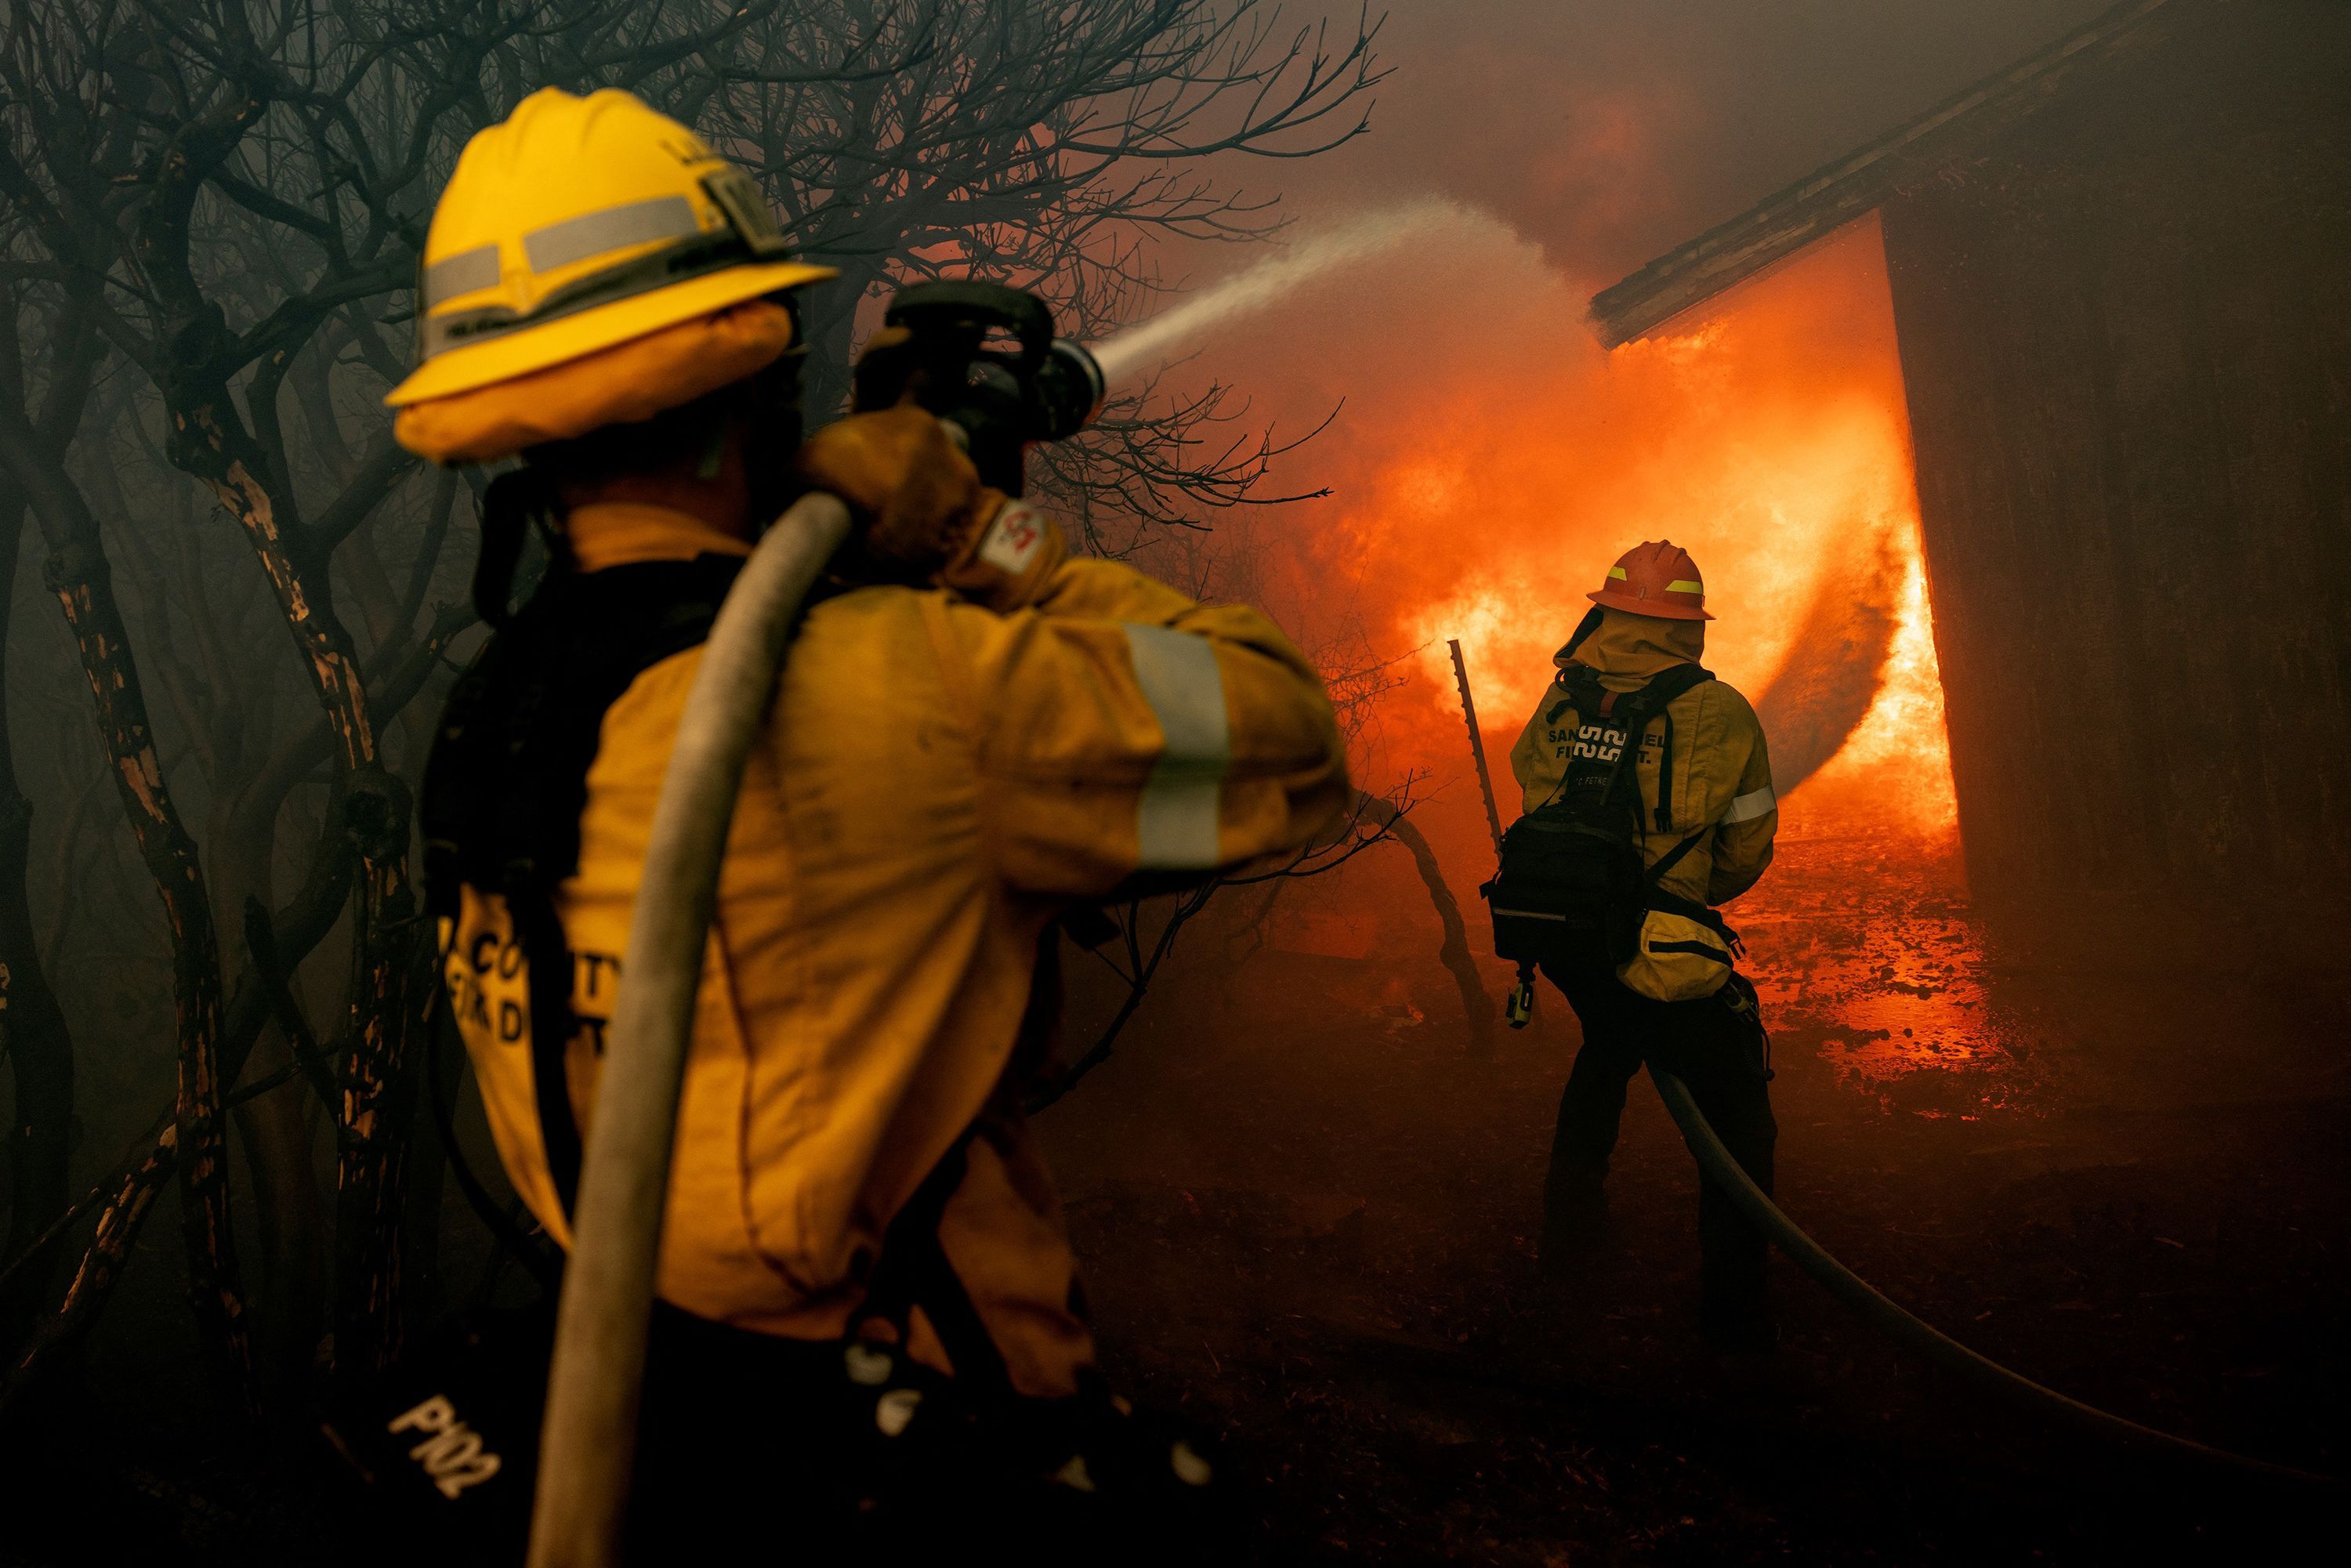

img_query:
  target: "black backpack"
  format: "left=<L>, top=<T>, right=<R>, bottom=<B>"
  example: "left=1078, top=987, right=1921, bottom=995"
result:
left=1481, top=660, right=1715, bottom=964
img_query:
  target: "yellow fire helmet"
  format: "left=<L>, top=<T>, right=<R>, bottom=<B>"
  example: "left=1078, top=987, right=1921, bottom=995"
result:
left=386, top=87, right=834, bottom=411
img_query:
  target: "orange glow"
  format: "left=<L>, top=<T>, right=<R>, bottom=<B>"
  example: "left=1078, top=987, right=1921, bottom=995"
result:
left=1801, top=531, right=1960, bottom=835
left=1196, top=208, right=1957, bottom=852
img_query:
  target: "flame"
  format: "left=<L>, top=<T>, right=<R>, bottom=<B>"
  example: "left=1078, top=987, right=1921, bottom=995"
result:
left=1147, top=205, right=1958, bottom=860
left=1799, top=524, right=1960, bottom=835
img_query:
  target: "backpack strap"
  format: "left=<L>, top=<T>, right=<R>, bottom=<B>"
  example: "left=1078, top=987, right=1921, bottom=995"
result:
left=1643, top=827, right=1709, bottom=891
left=514, top=890, right=587, bottom=1215
left=422, top=552, right=748, bottom=1219
left=1623, top=662, right=1714, bottom=719
left=1654, top=708, right=1676, bottom=831
left=1624, top=664, right=1712, bottom=831
left=1645, top=885, right=1745, bottom=958
left=1544, top=663, right=1606, bottom=728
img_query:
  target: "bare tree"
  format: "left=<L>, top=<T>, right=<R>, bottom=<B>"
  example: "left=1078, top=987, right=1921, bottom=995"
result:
left=0, top=0, right=1385, bottom=1429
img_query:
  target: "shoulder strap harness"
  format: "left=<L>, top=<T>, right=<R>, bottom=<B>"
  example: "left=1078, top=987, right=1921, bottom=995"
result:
left=423, top=542, right=747, bottom=1215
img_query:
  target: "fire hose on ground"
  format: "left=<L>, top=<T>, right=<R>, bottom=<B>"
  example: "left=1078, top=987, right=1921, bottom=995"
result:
left=1648, top=1068, right=2342, bottom=1494
left=1445, top=637, right=2339, bottom=1499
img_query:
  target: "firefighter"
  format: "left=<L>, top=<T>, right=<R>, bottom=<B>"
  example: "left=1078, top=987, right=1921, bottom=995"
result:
left=1502, top=541, right=1779, bottom=1354
left=386, top=88, right=1347, bottom=1548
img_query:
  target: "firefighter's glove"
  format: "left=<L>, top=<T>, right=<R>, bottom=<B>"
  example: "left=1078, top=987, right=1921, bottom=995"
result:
left=794, top=406, right=983, bottom=581
left=795, top=406, right=1064, bottom=613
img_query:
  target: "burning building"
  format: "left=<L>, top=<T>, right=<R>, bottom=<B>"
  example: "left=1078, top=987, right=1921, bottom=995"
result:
left=1589, top=0, right=2351, bottom=935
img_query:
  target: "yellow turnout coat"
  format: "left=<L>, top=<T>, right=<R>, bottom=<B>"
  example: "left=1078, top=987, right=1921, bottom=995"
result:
left=443, top=502, right=1346, bottom=1396
left=1506, top=610, right=1777, bottom=911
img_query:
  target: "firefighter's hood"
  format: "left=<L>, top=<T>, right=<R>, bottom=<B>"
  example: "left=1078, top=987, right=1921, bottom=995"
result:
left=1558, top=608, right=1706, bottom=691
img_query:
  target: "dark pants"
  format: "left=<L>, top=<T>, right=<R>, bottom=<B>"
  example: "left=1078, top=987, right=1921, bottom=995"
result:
left=1538, top=937, right=1777, bottom=1348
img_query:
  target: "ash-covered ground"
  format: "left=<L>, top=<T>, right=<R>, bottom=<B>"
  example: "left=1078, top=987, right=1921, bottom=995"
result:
left=1041, top=824, right=2351, bottom=1563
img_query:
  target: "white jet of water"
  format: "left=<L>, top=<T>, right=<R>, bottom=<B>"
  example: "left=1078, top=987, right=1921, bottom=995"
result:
left=1088, top=197, right=1475, bottom=391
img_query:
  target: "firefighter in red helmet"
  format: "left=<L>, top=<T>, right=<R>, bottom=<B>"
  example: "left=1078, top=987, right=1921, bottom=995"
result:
left=1496, top=540, right=1780, bottom=1353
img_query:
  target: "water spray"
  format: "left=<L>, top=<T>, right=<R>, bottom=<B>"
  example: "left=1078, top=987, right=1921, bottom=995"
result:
left=1088, top=197, right=1475, bottom=389
left=843, top=198, right=1474, bottom=486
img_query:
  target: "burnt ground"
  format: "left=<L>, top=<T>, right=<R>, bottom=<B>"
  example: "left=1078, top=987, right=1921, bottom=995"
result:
left=1038, top=825, right=2351, bottom=1563
left=4, top=823, right=2346, bottom=1563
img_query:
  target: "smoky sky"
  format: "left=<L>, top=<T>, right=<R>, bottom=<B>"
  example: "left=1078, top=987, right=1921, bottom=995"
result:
left=1107, top=4, right=2102, bottom=849
left=1200, top=0, right=2120, bottom=288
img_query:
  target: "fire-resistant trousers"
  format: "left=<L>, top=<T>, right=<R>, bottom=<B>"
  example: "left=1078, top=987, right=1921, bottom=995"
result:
left=1538, top=937, right=1777, bottom=1349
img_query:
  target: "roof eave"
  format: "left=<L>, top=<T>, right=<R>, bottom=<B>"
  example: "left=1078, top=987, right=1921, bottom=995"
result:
left=1587, top=0, right=2182, bottom=348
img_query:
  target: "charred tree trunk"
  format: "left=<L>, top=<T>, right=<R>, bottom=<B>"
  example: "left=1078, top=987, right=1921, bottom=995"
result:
left=2, top=1126, right=176, bottom=1415
left=208, top=805, right=331, bottom=1401
left=1356, top=793, right=1495, bottom=1055
left=331, top=773, right=419, bottom=1382
left=168, top=398, right=419, bottom=1381
left=1, top=588, right=458, bottom=1395
left=0, top=490, right=76, bottom=1357
left=41, top=540, right=251, bottom=1411
left=0, top=328, right=250, bottom=1407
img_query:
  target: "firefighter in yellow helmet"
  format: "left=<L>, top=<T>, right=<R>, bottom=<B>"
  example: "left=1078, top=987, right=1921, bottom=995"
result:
left=1494, top=541, right=1779, bottom=1353
left=389, top=88, right=1346, bottom=1552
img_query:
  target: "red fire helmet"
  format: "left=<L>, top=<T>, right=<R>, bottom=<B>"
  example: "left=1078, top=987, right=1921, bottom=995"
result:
left=1587, top=539, right=1712, bottom=621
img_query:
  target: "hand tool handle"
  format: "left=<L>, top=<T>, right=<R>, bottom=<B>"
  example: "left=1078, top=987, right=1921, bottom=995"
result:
left=1448, top=638, right=1506, bottom=862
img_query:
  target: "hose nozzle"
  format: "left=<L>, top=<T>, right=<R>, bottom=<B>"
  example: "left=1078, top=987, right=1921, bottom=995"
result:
left=856, top=281, right=1103, bottom=494
left=1034, top=338, right=1104, bottom=443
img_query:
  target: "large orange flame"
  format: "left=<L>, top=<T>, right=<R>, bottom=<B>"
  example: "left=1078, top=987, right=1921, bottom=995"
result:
left=1176, top=206, right=1957, bottom=863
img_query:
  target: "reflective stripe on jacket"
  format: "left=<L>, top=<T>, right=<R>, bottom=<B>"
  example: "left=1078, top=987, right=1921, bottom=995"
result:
left=443, top=504, right=1347, bottom=1397
left=1505, top=609, right=1776, bottom=909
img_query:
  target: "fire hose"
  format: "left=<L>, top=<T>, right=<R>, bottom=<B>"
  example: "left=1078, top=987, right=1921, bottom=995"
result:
left=1647, top=1069, right=2341, bottom=1493
left=517, top=502, right=2332, bottom=1568
left=527, top=281, right=1103, bottom=1568
left=525, top=490, right=854, bottom=1568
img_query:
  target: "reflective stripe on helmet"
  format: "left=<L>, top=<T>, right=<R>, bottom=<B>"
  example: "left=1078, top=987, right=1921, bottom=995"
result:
left=389, top=88, right=835, bottom=410
left=423, top=245, right=502, bottom=307
left=1722, top=784, right=1776, bottom=824
left=523, top=194, right=702, bottom=273
left=1124, top=624, right=1230, bottom=870
left=417, top=173, right=799, bottom=360
left=419, top=230, right=757, bottom=359
left=1589, top=539, right=1711, bottom=620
